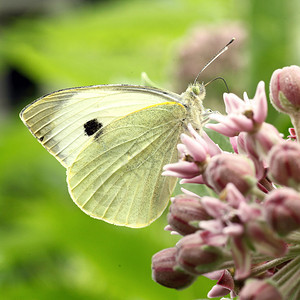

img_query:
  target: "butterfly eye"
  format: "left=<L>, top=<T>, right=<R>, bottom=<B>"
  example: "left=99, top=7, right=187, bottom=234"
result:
left=192, top=85, right=201, bottom=95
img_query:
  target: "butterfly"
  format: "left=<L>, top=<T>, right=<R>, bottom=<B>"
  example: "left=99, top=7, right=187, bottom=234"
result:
left=19, top=82, right=207, bottom=228
left=19, top=39, right=234, bottom=228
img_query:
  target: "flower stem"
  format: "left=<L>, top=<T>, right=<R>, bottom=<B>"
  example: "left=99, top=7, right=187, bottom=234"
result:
left=247, top=245, right=300, bottom=278
left=290, top=284, right=300, bottom=300
left=273, top=255, right=300, bottom=283
left=285, top=230, right=300, bottom=244
left=250, top=185, right=266, bottom=201
left=250, top=256, right=293, bottom=277
left=278, top=257, right=300, bottom=297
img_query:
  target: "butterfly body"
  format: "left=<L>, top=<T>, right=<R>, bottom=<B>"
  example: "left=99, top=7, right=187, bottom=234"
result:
left=20, top=82, right=206, bottom=227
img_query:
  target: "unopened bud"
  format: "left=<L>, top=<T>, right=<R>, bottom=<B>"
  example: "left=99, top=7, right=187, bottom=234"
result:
left=245, top=221, right=287, bottom=257
left=168, top=195, right=210, bottom=235
left=264, top=187, right=300, bottom=235
left=267, top=140, right=300, bottom=189
left=176, top=232, right=224, bottom=275
left=270, top=65, right=300, bottom=114
left=151, top=248, right=195, bottom=289
left=202, top=153, right=256, bottom=194
left=244, top=123, right=283, bottom=159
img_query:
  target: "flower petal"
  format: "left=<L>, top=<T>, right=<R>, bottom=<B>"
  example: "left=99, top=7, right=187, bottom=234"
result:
left=253, top=81, right=268, bottom=123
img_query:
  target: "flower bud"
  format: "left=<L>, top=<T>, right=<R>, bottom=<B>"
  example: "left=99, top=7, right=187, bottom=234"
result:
left=244, top=123, right=283, bottom=159
left=151, top=248, right=195, bottom=289
left=270, top=65, right=300, bottom=114
left=267, top=141, right=300, bottom=188
left=245, top=221, right=287, bottom=257
left=202, top=153, right=256, bottom=194
left=167, top=194, right=211, bottom=235
left=264, top=188, right=300, bottom=235
left=176, top=232, right=224, bottom=275
left=239, top=279, right=282, bottom=300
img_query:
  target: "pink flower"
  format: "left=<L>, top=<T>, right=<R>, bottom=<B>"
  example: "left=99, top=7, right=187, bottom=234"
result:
left=224, top=182, right=248, bottom=208
left=231, top=236, right=252, bottom=279
left=206, top=81, right=268, bottom=137
left=162, top=125, right=222, bottom=181
left=245, top=221, right=287, bottom=257
left=200, top=196, right=230, bottom=219
left=162, top=160, right=201, bottom=178
left=181, top=124, right=222, bottom=158
left=153, top=71, right=300, bottom=299
left=205, top=270, right=235, bottom=298
left=240, top=123, right=283, bottom=160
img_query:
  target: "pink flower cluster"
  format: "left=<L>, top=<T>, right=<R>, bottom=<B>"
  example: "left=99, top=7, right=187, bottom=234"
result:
left=152, top=66, right=300, bottom=299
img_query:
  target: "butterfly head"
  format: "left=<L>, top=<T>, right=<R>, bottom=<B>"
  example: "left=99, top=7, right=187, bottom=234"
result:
left=182, top=82, right=206, bottom=104
left=190, top=82, right=206, bottom=101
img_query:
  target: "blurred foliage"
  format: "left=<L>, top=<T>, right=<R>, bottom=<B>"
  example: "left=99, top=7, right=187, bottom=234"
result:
left=0, top=0, right=300, bottom=299
left=1, top=0, right=241, bottom=90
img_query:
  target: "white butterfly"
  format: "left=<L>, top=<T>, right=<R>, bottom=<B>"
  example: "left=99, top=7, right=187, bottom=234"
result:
left=20, top=39, right=234, bottom=228
left=20, top=83, right=206, bottom=228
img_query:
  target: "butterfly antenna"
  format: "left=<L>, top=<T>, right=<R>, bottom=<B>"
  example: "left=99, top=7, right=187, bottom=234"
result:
left=193, top=37, right=235, bottom=85
left=205, top=76, right=230, bottom=93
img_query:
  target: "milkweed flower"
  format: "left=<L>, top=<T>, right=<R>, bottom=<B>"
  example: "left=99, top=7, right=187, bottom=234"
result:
left=205, top=270, right=235, bottom=298
left=206, top=81, right=268, bottom=136
left=152, top=70, right=300, bottom=299
left=270, top=65, right=300, bottom=141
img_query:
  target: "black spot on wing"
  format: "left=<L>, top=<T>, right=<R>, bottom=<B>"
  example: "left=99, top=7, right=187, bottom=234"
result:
left=84, top=119, right=103, bottom=136
left=39, top=136, right=44, bottom=142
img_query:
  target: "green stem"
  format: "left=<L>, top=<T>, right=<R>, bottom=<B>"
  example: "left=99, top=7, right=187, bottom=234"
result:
left=250, top=185, right=266, bottom=201
left=290, top=284, right=300, bottom=300
left=285, top=231, right=300, bottom=244
left=273, top=255, right=300, bottom=283
left=279, top=257, right=300, bottom=296
left=250, top=256, right=293, bottom=277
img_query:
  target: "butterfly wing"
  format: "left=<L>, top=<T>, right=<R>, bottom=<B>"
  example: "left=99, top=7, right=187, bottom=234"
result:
left=20, top=84, right=182, bottom=168
left=67, top=102, right=186, bottom=228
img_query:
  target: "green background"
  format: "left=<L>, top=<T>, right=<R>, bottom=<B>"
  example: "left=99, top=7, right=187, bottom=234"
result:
left=0, top=0, right=299, bottom=299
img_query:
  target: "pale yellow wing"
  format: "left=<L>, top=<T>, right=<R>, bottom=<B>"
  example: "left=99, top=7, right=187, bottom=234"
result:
left=20, top=85, right=181, bottom=168
left=67, top=102, right=186, bottom=228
